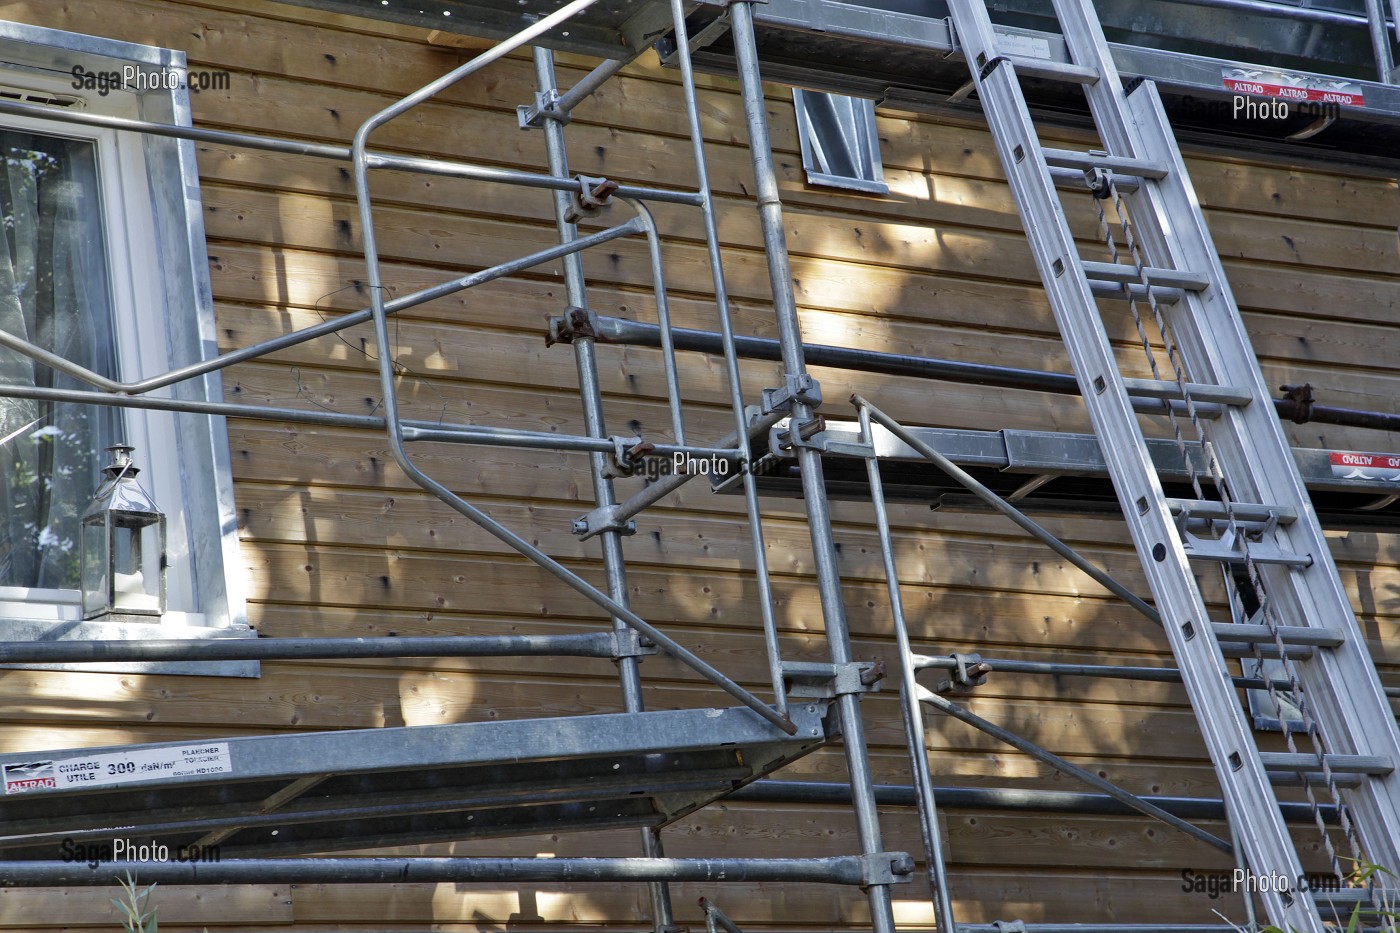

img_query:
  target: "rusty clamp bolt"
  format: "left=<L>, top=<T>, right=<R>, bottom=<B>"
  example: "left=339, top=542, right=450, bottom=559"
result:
left=601, top=435, right=654, bottom=479
left=564, top=176, right=619, bottom=224
left=544, top=307, right=599, bottom=347
left=1279, top=383, right=1315, bottom=424
left=936, top=651, right=991, bottom=694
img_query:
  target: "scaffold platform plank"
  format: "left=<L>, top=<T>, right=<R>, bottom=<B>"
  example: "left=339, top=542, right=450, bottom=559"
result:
left=269, top=0, right=1400, bottom=162
left=0, top=704, right=827, bottom=858
left=273, top=0, right=678, bottom=58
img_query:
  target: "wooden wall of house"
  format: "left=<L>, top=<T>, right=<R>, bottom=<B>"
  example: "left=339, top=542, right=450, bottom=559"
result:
left=1, top=0, right=1399, bottom=928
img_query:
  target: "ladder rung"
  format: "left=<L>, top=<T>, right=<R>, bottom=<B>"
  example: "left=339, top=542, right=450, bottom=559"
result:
left=1182, top=537, right=1313, bottom=567
left=1166, top=499, right=1298, bottom=524
left=1005, top=57, right=1100, bottom=85
left=1268, top=771, right=1364, bottom=788
left=1087, top=279, right=1184, bottom=304
left=1312, top=887, right=1373, bottom=906
left=1260, top=753, right=1394, bottom=775
left=1120, top=377, right=1253, bottom=407
left=1220, top=642, right=1315, bottom=660
left=1210, top=622, right=1344, bottom=648
left=1041, top=147, right=1170, bottom=179
left=1082, top=261, right=1211, bottom=292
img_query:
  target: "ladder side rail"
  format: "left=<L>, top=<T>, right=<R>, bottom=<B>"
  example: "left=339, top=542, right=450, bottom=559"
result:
left=1119, top=81, right=1400, bottom=871
left=943, top=3, right=1320, bottom=928
left=1054, top=0, right=1400, bottom=869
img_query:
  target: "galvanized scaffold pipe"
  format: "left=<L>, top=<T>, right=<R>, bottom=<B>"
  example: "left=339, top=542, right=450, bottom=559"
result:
left=0, top=856, right=897, bottom=887
left=345, top=0, right=794, bottom=736
left=0, top=381, right=740, bottom=460
left=0, top=97, right=702, bottom=205
left=668, top=0, right=788, bottom=717
left=533, top=46, right=679, bottom=933
left=1364, top=0, right=1398, bottom=82
left=622, top=197, right=688, bottom=444
left=857, top=405, right=959, bottom=933
left=853, top=394, right=1162, bottom=626
left=728, top=3, right=898, bottom=930
left=587, top=315, right=1400, bottom=433
left=0, top=218, right=647, bottom=397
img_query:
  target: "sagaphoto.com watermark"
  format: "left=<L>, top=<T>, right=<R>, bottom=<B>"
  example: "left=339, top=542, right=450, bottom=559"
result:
left=617, top=452, right=783, bottom=484
left=71, top=64, right=231, bottom=97
left=1181, top=867, right=1349, bottom=900
left=60, top=836, right=221, bottom=869
left=1177, top=94, right=1342, bottom=123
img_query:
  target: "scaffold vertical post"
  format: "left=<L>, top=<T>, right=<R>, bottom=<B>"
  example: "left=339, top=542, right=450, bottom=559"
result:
left=728, top=4, right=898, bottom=931
left=532, top=47, right=678, bottom=933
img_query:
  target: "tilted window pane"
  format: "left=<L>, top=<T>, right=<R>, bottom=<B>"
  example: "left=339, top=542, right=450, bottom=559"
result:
left=792, top=89, right=889, bottom=195
left=0, top=130, right=120, bottom=590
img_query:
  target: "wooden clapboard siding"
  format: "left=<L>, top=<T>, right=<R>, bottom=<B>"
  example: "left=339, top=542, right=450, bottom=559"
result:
left=0, top=0, right=1398, bottom=929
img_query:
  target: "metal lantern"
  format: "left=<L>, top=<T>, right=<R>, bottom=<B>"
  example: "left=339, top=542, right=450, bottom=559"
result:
left=80, top=444, right=166, bottom=621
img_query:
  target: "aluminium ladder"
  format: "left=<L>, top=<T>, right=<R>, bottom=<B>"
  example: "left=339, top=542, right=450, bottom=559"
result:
left=944, top=0, right=1400, bottom=928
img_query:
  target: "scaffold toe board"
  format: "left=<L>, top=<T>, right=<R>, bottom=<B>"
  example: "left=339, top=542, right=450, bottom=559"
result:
left=0, top=704, right=828, bottom=858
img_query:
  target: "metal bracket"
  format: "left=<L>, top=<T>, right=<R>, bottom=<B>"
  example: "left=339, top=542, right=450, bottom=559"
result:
left=782, top=659, right=884, bottom=698
left=545, top=306, right=601, bottom=347
left=572, top=504, right=638, bottom=539
left=761, top=374, right=822, bottom=415
left=933, top=652, right=991, bottom=694
left=804, top=422, right=875, bottom=459
left=564, top=175, right=619, bottom=224
left=1177, top=512, right=1311, bottom=567
left=859, top=851, right=916, bottom=887
left=655, top=9, right=734, bottom=66
left=1083, top=166, right=1113, bottom=199
left=517, top=89, right=570, bottom=129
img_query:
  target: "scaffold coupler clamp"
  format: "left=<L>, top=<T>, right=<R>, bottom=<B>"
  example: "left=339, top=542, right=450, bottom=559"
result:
left=770, top=414, right=827, bottom=453
left=859, top=852, right=916, bottom=889
left=564, top=175, right=618, bottom=224
left=761, top=373, right=822, bottom=415
left=572, top=502, right=637, bottom=539
left=545, top=306, right=600, bottom=347
left=781, top=659, right=885, bottom=699
left=610, top=629, right=656, bottom=661
left=601, top=435, right=654, bottom=482
left=517, top=89, right=570, bottom=129
left=1280, top=382, right=1315, bottom=423
left=934, top=651, right=991, bottom=694
left=992, top=921, right=1030, bottom=933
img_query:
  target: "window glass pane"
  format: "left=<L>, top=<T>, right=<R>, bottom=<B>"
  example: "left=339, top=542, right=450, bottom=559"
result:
left=792, top=89, right=889, bottom=194
left=0, top=129, right=120, bottom=590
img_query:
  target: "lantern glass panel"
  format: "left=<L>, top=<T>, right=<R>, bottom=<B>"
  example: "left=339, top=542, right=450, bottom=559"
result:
left=110, top=510, right=163, bottom=614
left=79, top=446, right=166, bottom=621
left=80, top=513, right=109, bottom=619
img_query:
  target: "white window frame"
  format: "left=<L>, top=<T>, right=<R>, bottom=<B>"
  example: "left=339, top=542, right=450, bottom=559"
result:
left=0, top=22, right=252, bottom=676
left=792, top=88, right=889, bottom=195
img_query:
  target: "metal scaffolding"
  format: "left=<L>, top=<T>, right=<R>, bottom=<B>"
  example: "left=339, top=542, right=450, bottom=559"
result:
left=0, top=0, right=1399, bottom=930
